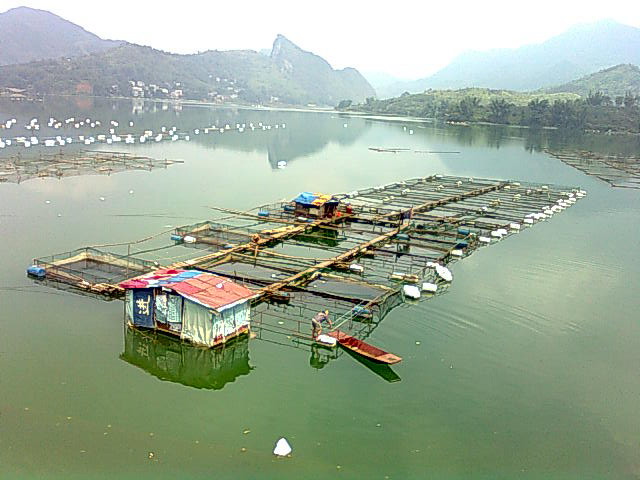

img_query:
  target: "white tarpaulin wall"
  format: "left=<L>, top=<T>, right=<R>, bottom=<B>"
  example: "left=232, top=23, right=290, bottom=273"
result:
left=125, top=290, right=134, bottom=326
left=221, top=303, right=250, bottom=335
left=181, top=298, right=215, bottom=347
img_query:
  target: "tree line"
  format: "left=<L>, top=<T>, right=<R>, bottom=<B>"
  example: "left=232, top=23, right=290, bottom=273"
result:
left=341, top=90, right=640, bottom=133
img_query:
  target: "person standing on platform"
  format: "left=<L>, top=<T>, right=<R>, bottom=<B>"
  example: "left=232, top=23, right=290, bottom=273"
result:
left=311, top=309, right=332, bottom=339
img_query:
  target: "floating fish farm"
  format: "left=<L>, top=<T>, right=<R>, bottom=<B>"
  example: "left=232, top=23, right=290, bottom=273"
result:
left=545, top=148, right=640, bottom=189
left=29, top=174, right=586, bottom=366
left=0, top=150, right=181, bottom=184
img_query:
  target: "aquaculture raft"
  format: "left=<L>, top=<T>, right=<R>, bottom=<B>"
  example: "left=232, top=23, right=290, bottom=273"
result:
left=0, top=150, right=181, bottom=184
left=545, top=148, right=640, bottom=189
left=30, top=174, right=587, bottom=352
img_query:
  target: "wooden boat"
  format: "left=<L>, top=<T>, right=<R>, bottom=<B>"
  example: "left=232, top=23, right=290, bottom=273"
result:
left=327, top=330, right=402, bottom=364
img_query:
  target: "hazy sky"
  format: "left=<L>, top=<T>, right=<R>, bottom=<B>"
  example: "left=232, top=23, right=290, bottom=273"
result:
left=2, top=0, right=640, bottom=79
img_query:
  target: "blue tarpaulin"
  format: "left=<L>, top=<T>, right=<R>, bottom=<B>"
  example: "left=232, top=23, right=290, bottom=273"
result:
left=293, top=192, right=338, bottom=206
left=293, top=192, right=317, bottom=205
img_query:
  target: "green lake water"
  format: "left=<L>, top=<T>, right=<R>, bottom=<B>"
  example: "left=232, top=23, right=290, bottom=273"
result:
left=1, top=98, right=639, bottom=479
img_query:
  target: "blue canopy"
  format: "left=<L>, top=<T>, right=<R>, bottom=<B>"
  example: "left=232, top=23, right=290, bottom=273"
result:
left=293, top=192, right=339, bottom=206
left=293, top=192, right=317, bottom=205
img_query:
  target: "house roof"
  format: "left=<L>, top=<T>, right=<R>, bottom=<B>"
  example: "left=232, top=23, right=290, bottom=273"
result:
left=293, top=192, right=338, bottom=207
left=120, top=269, right=256, bottom=311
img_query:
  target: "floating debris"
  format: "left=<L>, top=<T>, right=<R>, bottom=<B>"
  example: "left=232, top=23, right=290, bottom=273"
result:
left=273, top=437, right=292, bottom=456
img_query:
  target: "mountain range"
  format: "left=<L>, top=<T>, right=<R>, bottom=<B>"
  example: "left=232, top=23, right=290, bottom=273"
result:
left=378, top=19, right=640, bottom=98
left=0, top=7, right=374, bottom=106
left=0, top=6, right=120, bottom=65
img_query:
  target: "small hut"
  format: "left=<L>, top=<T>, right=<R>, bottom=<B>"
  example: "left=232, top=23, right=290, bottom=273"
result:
left=120, top=269, right=257, bottom=347
left=293, top=192, right=339, bottom=218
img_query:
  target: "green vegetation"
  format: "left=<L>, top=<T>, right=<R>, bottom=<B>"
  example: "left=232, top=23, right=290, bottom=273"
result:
left=0, top=36, right=374, bottom=107
left=545, top=64, right=640, bottom=98
left=344, top=87, right=640, bottom=133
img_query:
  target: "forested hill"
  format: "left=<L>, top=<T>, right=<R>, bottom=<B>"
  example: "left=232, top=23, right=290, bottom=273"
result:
left=0, top=6, right=121, bottom=66
left=545, top=64, right=640, bottom=98
left=344, top=87, right=640, bottom=133
left=0, top=33, right=374, bottom=106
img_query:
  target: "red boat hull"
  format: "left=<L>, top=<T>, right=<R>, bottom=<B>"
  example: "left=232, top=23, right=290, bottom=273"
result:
left=327, top=330, right=402, bottom=364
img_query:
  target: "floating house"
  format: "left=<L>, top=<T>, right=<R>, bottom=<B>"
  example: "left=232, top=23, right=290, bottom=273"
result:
left=293, top=192, right=339, bottom=218
left=120, top=269, right=257, bottom=347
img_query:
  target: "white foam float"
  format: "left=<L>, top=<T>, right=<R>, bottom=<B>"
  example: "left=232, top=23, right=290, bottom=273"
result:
left=422, top=282, right=438, bottom=293
left=316, top=334, right=336, bottom=347
left=435, top=264, right=453, bottom=282
left=403, top=284, right=421, bottom=299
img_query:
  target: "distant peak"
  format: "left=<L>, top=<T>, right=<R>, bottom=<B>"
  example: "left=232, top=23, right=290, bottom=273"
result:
left=271, top=34, right=302, bottom=58
left=565, top=18, right=631, bottom=33
left=273, top=34, right=297, bottom=48
left=4, top=6, right=55, bottom=15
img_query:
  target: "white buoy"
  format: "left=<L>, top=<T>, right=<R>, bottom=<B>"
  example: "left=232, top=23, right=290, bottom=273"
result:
left=183, top=235, right=197, bottom=244
left=273, top=438, right=292, bottom=457
left=451, top=249, right=463, bottom=257
left=509, top=223, right=521, bottom=230
left=478, top=236, right=491, bottom=243
left=349, top=264, right=364, bottom=273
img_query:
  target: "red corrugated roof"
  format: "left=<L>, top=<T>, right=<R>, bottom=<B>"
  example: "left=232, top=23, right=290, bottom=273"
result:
left=119, top=269, right=256, bottom=310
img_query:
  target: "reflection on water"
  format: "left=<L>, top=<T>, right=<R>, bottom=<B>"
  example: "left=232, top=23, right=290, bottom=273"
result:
left=339, top=346, right=401, bottom=383
left=0, top=97, right=368, bottom=169
left=120, top=326, right=252, bottom=390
